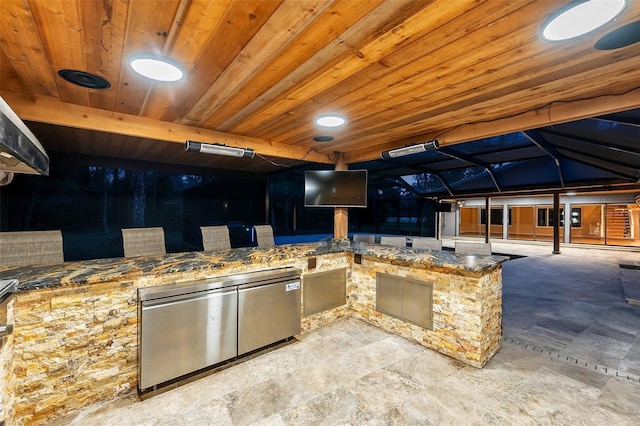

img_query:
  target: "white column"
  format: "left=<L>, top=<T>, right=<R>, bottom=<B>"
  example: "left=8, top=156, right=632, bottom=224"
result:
left=564, top=202, right=571, bottom=243
left=503, top=204, right=509, bottom=240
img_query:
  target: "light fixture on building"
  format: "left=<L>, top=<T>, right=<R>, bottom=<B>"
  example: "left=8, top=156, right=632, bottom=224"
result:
left=129, top=54, right=185, bottom=82
left=381, top=140, right=439, bottom=160
left=185, top=141, right=255, bottom=158
left=541, top=0, right=626, bottom=41
left=316, top=114, right=346, bottom=128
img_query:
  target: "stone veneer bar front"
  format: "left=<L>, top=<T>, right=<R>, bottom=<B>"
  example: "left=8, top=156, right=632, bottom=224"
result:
left=0, top=239, right=506, bottom=425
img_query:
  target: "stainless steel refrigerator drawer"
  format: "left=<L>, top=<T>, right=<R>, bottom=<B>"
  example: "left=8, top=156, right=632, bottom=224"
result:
left=237, top=279, right=301, bottom=355
left=139, top=288, right=238, bottom=390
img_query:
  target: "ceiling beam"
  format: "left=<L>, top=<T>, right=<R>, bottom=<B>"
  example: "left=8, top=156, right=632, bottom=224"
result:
left=344, top=88, right=640, bottom=164
left=436, top=88, right=640, bottom=146
left=2, top=94, right=334, bottom=165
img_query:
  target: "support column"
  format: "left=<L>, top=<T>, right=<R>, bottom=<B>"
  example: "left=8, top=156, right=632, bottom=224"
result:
left=485, top=197, right=491, bottom=243
left=334, top=153, right=348, bottom=240
left=564, top=200, right=571, bottom=244
left=503, top=204, right=509, bottom=240
left=553, top=192, right=561, bottom=254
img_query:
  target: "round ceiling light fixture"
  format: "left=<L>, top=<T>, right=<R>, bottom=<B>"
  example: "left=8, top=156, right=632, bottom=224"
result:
left=313, top=135, right=334, bottom=142
left=58, top=69, right=111, bottom=89
left=128, top=54, right=184, bottom=82
left=316, top=114, right=346, bottom=128
left=541, top=0, right=626, bottom=41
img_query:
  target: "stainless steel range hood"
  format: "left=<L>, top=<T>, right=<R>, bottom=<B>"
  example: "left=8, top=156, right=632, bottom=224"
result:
left=0, top=96, right=49, bottom=176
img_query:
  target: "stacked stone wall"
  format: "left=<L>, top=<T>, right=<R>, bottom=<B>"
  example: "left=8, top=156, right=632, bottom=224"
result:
left=1, top=298, right=15, bottom=423
left=349, top=255, right=502, bottom=367
left=2, top=248, right=502, bottom=424
left=10, top=280, right=138, bottom=425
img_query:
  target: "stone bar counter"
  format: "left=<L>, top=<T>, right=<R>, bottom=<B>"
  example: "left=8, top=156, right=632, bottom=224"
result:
left=0, top=239, right=507, bottom=425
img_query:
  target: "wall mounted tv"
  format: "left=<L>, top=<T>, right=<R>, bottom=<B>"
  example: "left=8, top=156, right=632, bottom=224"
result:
left=304, top=170, right=368, bottom=208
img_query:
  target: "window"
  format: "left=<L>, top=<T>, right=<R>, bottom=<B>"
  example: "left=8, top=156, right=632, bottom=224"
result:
left=480, top=208, right=511, bottom=225
left=537, top=208, right=547, bottom=227
left=538, top=207, right=564, bottom=226
left=537, top=207, right=579, bottom=227
left=570, top=207, right=582, bottom=227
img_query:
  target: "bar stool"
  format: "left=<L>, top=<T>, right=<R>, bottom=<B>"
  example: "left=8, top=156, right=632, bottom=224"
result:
left=121, top=227, right=166, bottom=257
left=379, top=236, right=407, bottom=247
left=254, top=225, right=275, bottom=248
left=0, top=230, right=64, bottom=267
left=200, top=226, right=231, bottom=251
left=455, top=241, right=492, bottom=255
left=411, top=237, right=443, bottom=250
left=353, top=234, right=375, bottom=243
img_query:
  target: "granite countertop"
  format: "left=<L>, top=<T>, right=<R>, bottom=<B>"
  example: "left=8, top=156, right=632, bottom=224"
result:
left=0, top=239, right=508, bottom=292
left=351, top=241, right=509, bottom=273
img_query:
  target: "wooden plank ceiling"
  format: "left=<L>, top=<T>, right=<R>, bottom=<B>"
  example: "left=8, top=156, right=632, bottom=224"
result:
left=1, top=0, right=639, bottom=174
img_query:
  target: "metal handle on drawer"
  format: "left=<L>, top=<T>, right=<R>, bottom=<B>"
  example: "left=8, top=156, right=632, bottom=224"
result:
left=0, top=324, right=13, bottom=338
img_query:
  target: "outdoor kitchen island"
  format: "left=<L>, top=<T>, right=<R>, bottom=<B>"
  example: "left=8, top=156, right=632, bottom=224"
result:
left=0, top=239, right=506, bottom=425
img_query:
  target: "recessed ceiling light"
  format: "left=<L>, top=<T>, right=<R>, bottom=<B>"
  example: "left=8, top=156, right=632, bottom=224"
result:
left=316, top=114, right=346, bottom=128
left=129, top=54, right=184, bottom=82
left=313, top=136, right=334, bottom=142
left=542, top=0, right=626, bottom=41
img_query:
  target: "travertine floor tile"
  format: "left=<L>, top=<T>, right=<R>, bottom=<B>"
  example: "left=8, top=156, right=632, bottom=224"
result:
left=59, top=317, right=639, bottom=426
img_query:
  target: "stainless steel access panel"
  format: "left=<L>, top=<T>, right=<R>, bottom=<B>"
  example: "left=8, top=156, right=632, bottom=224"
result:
left=138, top=268, right=301, bottom=390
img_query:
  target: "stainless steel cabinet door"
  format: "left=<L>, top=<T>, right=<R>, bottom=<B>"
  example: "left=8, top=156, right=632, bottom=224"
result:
left=139, top=289, right=238, bottom=389
left=238, top=281, right=301, bottom=355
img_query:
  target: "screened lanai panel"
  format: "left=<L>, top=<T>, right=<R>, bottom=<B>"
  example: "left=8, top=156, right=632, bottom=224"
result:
left=556, top=155, right=640, bottom=183
left=550, top=114, right=639, bottom=149
left=401, top=173, right=446, bottom=194
left=441, top=166, right=496, bottom=192
left=426, top=158, right=472, bottom=171
left=473, top=146, right=547, bottom=164
left=442, top=133, right=532, bottom=156
left=544, top=134, right=640, bottom=170
left=597, top=109, right=640, bottom=129
left=491, top=158, right=559, bottom=187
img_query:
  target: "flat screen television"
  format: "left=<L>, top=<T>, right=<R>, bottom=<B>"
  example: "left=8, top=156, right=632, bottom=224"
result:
left=304, top=170, right=368, bottom=208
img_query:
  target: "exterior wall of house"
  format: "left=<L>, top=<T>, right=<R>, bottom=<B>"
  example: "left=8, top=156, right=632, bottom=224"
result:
left=453, top=193, right=640, bottom=247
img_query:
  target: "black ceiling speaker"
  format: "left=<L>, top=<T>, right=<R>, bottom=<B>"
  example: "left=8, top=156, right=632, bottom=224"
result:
left=58, top=69, right=111, bottom=89
left=595, top=20, right=640, bottom=50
